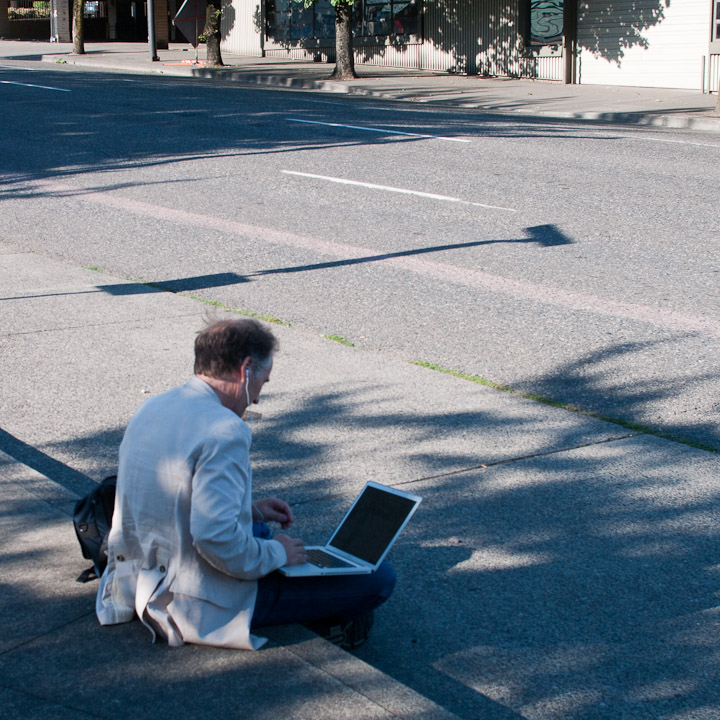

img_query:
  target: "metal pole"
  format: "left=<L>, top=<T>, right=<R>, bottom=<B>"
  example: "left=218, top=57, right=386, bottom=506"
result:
left=194, top=6, right=198, bottom=65
left=52, top=1, right=57, bottom=40
left=260, top=0, right=265, bottom=58
left=147, top=0, right=159, bottom=61
left=563, top=0, right=578, bottom=85
left=49, top=0, right=58, bottom=41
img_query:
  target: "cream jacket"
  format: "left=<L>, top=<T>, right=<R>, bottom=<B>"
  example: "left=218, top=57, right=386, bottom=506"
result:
left=96, top=377, right=287, bottom=650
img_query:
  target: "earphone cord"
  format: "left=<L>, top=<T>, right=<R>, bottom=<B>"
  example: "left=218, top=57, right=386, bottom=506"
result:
left=245, top=373, right=252, bottom=424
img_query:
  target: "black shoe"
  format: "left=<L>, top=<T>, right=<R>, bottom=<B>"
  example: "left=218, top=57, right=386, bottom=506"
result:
left=307, top=611, right=374, bottom=651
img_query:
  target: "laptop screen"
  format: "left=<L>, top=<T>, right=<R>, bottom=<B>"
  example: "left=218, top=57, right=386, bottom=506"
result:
left=328, top=485, right=418, bottom=565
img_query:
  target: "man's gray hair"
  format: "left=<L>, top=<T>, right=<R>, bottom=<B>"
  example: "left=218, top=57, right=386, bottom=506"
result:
left=194, top=318, right=278, bottom=379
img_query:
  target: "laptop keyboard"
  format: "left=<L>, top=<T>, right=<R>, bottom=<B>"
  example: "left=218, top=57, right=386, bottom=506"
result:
left=306, top=548, right=354, bottom=569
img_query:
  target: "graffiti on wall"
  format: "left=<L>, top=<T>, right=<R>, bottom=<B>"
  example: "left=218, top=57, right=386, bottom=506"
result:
left=530, top=0, right=563, bottom=44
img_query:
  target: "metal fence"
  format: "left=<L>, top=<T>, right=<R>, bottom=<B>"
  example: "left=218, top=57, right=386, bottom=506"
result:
left=8, top=0, right=51, bottom=20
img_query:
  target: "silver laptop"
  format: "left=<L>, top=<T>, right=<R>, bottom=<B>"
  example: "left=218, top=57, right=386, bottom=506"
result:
left=279, top=481, right=422, bottom=577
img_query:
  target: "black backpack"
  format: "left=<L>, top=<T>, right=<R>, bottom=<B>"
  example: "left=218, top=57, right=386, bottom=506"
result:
left=73, top=475, right=117, bottom=583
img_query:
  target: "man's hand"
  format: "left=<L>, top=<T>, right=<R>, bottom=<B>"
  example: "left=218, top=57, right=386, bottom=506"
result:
left=253, top=497, right=294, bottom=529
left=276, top=534, right=307, bottom=566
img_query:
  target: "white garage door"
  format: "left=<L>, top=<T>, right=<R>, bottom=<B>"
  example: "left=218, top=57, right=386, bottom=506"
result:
left=577, top=0, right=710, bottom=89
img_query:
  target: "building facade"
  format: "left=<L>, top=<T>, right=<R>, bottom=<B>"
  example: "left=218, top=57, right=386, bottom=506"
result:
left=221, top=0, right=720, bottom=91
left=2, top=0, right=718, bottom=91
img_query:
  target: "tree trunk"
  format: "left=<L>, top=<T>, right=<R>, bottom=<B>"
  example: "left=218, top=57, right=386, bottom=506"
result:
left=72, top=0, right=85, bottom=55
left=331, top=1, right=356, bottom=80
left=204, top=0, right=224, bottom=67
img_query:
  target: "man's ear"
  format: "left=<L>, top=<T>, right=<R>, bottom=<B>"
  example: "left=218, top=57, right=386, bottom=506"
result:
left=240, top=356, right=252, bottom=381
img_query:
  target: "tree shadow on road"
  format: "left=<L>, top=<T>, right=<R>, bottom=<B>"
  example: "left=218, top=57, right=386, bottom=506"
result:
left=0, top=63, right=638, bottom=199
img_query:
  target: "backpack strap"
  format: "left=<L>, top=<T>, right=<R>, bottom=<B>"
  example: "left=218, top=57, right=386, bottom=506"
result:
left=76, top=567, right=99, bottom=584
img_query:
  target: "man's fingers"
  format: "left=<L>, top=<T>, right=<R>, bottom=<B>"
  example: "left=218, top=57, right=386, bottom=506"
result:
left=261, top=497, right=294, bottom=526
left=276, top=534, right=307, bottom=565
left=289, top=538, right=306, bottom=565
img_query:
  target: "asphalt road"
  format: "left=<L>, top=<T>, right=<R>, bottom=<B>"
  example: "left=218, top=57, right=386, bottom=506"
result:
left=2, top=62, right=719, bottom=449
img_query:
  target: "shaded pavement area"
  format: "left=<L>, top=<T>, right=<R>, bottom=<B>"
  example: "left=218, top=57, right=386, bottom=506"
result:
left=1, top=230, right=720, bottom=719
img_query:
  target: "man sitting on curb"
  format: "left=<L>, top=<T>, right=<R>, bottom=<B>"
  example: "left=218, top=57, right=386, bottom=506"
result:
left=96, top=318, right=395, bottom=650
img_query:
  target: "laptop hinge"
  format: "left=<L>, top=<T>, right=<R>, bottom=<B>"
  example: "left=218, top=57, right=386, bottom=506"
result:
left=325, top=546, right=374, bottom=570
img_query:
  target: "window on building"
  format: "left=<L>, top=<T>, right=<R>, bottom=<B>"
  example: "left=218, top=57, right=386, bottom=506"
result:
left=356, top=0, right=419, bottom=37
left=529, top=0, right=563, bottom=45
left=84, top=0, right=107, bottom=18
left=266, top=0, right=333, bottom=40
left=265, top=0, right=419, bottom=42
left=714, top=0, right=720, bottom=41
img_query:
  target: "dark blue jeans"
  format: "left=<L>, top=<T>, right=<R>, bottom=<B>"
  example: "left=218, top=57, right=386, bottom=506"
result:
left=250, top=523, right=397, bottom=629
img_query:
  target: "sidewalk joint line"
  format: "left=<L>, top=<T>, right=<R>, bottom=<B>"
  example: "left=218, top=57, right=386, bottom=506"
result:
left=391, top=434, right=638, bottom=488
left=5, top=311, right=200, bottom=338
left=288, top=435, right=636, bottom=509
left=279, top=643, right=420, bottom=719
left=0, top=683, right=101, bottom=718
left=0, top=610, right=96, bottom=658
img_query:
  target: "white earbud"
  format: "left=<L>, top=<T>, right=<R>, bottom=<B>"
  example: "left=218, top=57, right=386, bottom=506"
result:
left=245, top=368, right=252, bottom=421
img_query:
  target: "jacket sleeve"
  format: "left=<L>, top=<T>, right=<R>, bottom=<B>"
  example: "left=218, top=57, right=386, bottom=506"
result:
left=189, top=422, right=287, bottom=579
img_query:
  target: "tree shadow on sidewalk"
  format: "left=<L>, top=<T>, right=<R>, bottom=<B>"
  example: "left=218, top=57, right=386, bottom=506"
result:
left=1, top=360, right=719, bottom=719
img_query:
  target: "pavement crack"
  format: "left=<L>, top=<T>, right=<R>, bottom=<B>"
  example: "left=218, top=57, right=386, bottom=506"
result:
left=0, top=682, right=103, bottom=718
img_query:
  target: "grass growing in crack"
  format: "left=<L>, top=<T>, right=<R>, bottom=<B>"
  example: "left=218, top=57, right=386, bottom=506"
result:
left=184, top=295, right=291, bottom=326
left=323, top=334, right=355, bottom=347
left=62, top=266, right=720, bottom=454
left=412, top=360, right=718, bottom=454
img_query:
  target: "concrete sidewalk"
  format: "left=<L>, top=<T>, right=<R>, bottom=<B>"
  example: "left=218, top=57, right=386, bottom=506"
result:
left=2, top=229, right=720, bottom=720
left=0, top=454, right=460, bottom=720
left=0, top=243, right=461, bottom=720
left=1, top=39, right=719, bottom=132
